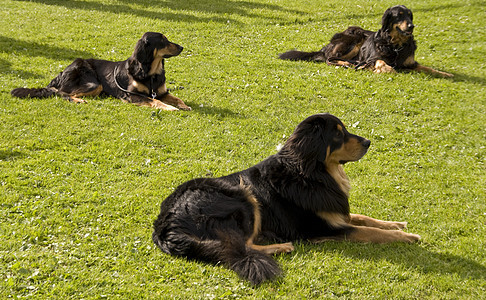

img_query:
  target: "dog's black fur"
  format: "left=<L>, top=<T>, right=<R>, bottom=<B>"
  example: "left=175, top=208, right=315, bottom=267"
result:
left=11, top=32, right=191, bottom=110
left=279, top=26, right=373, bottom=65
left=152, top=113, right=420, bottom=285
left=279, top=5, right=453, bottom=77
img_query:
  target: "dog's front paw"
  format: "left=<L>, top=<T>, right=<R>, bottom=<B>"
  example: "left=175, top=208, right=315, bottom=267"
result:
left=153, top=100, right=179, bottom=111
left=68, top=96, right=88, bottom=104
left=374, top=60, right=396, bottom=74
left=179, top=104, right=192, bottom=111
left=403, top=232, right=421, bottom=243
left=388, top=221, right=407, bottom=230
left=439, top=71, right=454, bottom=78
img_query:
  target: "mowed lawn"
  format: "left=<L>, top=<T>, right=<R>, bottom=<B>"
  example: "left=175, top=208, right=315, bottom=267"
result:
left=0, top=0, right=485, bottom=298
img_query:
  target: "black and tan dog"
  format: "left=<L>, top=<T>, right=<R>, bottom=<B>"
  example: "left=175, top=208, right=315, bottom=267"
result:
left=11, top=32, right=191, bottom=110
left=280, top=5, right=453, bottom=78
left=152, top=113, right=420, bottom=285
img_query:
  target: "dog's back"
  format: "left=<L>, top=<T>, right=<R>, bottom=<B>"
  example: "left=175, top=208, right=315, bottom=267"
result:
left=279, top=26, right=372, bottom=64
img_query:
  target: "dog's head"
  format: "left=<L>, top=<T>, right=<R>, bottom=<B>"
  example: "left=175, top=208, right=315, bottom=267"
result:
left=280, top=114, right=371, bottom=177
left=134, top=32, right=183, bottom=62
left=128, top=32, right=183, bottom=79
left=381, top=5, right=414, bottom=41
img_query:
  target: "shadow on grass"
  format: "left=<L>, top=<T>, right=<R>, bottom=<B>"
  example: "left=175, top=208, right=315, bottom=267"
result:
left=190, top=100, right=247, bottom=118
left=0, top=149, right=25, bottom=161
left=0, top=36, right=94, bottom=78
left=309, top=242, right=486, bottom=281
left=14, top=0, right=307, bottom=24
left=0, top=58, right=41, bottom=80
left=337, top=2, right=483, bottom=21
left=0, top=36, right=93, bottom=61
left=150, top=102, right=242, bottom=119
left=412, top=2, right=483, bottom=13
left=450, top=72, right=486, bottom=86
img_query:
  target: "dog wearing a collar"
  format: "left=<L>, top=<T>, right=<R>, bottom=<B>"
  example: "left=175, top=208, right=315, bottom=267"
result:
left=11, top=32, right=191, bottom=110
left=280, top=5, right=453, bottom=78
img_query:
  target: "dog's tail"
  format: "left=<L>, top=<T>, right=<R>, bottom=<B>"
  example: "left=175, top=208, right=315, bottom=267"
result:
left=152, top=231, right=281, bottom=285
left=279, top=50, right=326, bottom=62
left=11, top=87, right=57, bottom=99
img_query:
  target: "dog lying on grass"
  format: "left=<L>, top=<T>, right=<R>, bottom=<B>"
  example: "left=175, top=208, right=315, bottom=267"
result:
left=11, top=32, right=191, bottom=110
left=280, top=5, right=453, bottom=78
left=152, top=113, right=420, bottom=285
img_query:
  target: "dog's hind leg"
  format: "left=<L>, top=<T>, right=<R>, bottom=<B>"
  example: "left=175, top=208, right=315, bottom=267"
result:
left=238, top=180, right=294, bottom=256
left=50, top=59, right=104, bottom=103
left=326, top=58, right=356, bottom=68
left=61, top=84, right=103, bottom=103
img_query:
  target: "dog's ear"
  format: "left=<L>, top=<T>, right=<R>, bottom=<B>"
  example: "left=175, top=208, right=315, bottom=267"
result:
left=127, top=57, right=148, bottom=80
left=381, top=7, right=393, bottom=32
left=127, top=36, right=153, bottom=79
left=280, top=117, right=328, bottom=177
left=134, top=35, right=154, bottom=64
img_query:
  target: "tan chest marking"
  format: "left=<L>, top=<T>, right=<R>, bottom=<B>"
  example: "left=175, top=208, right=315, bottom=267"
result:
left=131, top=80, right=149, bottom=94
left=327, top=163, right=351, bottom=196
left=148, top=56, right=163, bottom=76
left=403, top=55, right=417, bottom=67
left=324, top=144, right=352, bottom=196
left=157, top=83, right=167, bottom=95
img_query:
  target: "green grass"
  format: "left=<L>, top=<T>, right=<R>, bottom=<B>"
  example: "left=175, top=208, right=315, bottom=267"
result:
left=1, top=0, right=485, bottom=298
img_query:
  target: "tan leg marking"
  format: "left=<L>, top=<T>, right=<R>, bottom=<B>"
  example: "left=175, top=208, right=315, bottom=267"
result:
left=69, top=97, right=88, bottom=104
left=131, top=98, right=179, bottom=111
left=349, top=214, right=407, bottom=230
left=414, top=64, right=454, bottom=78
left=341, top=44, right=362, bottom=60
left=310, top=213, right=419, bottom=244
left=374, top=60, right=396, bottom=73
left=239, top=177, right=261, bottom=246
left=159, top=93, right=191, bottom=111
left=311, top=226, right=420, bottom=244
left=239, top=177, right=294, bottom=256
left=69, top=85, right=103, bottom=103
left=346, top=226, right=420, bottom=243
left=249, top=242, right=294, bottom=255
left=327, top=59, right=354, bottom=67
left=150, top=99, right=179, bottom=111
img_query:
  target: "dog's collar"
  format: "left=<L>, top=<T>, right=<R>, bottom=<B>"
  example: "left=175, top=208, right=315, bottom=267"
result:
left=114, top=65, right=170, bottom=99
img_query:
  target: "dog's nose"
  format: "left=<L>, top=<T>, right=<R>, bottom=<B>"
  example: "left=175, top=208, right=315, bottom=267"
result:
left=362, top=139, right=371, bottom=149
left=408, top=23, right=414, bottom=30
